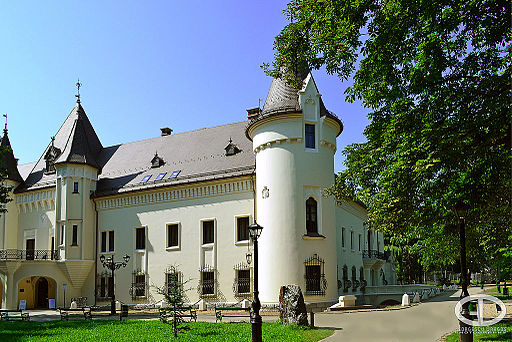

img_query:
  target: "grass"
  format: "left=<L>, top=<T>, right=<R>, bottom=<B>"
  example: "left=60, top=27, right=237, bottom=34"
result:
left=0, top=320, right=334, bottom=342
left=483, top=286, right=512, bottom=300
left=445, top=323, right=512, bottom=342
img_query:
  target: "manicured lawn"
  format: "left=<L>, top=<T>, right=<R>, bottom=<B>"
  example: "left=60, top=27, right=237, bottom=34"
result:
left=0, top=320, right=333, bottom=342
left=445, top=323, right=512, bottom=342
left=483, top=286, right=512, bottom=301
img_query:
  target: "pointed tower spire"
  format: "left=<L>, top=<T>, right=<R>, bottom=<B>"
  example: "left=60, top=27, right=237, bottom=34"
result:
left=0, top=116, right=23, bottom=183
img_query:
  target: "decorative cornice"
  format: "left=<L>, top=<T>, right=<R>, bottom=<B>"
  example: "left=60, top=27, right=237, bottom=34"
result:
left=96, top=177, right=254, bottom=211
left=253, top=137, right=302, bottom=154
left=16, top=189, right=55, bottom=212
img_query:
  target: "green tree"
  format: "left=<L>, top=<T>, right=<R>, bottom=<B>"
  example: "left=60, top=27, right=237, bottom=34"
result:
left=153, top=266, right=191, bottom=337
left=265, top=0, right=511, bottom=273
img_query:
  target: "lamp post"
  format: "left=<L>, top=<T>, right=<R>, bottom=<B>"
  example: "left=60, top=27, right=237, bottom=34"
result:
left=454, top=200, right=473, bottom=342
left=248, top=222, right=263, bottom=342
left=99, top=254, right=130, bottom=315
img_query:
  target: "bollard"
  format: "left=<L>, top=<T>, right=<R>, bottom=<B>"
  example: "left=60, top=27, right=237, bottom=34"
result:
left=309, top=311, right=315, bottom=328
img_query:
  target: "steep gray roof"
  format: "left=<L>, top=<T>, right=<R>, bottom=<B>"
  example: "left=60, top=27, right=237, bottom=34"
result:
left=16, top=103, right=103, bottom=192
left=94, top=121, right=254, bottom=197
left=247, top=70, right=343, bottom=139
left=15, top=106, right=254, bottom=196
left=0, top=128, right=23, bottom=183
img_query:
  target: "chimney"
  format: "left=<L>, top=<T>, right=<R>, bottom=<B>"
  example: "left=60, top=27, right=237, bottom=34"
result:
left=246, top=107, right=260, bottom=120
left=160, top=127, right=173, bottom=136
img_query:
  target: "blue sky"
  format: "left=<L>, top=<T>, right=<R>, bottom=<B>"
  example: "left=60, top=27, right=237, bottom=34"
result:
left=0, top=1, right=369, bottom=172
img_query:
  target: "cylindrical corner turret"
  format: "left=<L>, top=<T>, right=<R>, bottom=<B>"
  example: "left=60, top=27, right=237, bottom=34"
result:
left=247, top=71, right=342, bottom=304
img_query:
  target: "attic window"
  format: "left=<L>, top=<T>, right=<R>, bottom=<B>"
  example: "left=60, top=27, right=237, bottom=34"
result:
left=151, top=152, right=165, bottom=168
left=169, top=170, right=181, bottom=179
left=224, top=138, right=241, bottom=156
left=140, top=175, right=151, bottom=183
left=44, top=137, right=61, bottom=174
left=155, top=172, right=166, bottom=181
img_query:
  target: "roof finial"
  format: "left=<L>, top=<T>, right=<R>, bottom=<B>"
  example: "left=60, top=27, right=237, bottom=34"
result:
left=75, top=78, right=82, bottom=103
left=3, top=113, right=7, bottom=133
left=229, top=137, right=232, bottom=144
left=258, top=98, right=263, bottom=112
left=51, top=136, right=55, bottom=147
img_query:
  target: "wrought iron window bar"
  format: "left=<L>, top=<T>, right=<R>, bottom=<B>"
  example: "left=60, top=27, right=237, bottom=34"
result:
left=197, top=265, right=216, bottom=297
left=232, top=262, right=251, bottom=298
left=304, top=254, right=327, bottom=296
left=95, top=272, right=113, bottom=299
left=0, top=249, right=59, bottom=261
left=362, top=249, right=386, bottom=260
left=130, top=270, right=148, bottom=299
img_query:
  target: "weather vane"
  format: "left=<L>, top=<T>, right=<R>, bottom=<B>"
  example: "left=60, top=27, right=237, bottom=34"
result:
left=3, top=113, right=7, bottom=132
left=75, top=78, right=82, bottom=103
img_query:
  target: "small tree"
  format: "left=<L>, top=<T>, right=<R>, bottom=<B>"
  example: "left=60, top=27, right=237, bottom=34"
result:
left=153, top=265, right=192, bottom=337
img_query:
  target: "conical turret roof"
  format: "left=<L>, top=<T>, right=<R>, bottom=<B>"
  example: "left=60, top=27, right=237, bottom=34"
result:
left=0, top=127, right=23, bottom=183
left=54, top=103, right=102, bottom=168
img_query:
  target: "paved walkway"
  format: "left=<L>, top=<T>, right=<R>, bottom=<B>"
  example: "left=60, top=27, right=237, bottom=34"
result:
left=315, top=287, right=483, bottom=342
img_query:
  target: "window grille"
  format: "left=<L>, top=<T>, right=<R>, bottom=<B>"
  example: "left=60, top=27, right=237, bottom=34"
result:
left=342, top=265, right=352, bottom=292
left=304, top=254, right=327, bottom=295
left=232, top=262, right=251, bottom=297
left=96, top=272, right=113, bottom=300
left=197, top=265, right=215, bottom=297
left=130, top=270, right=147, bottom=299
left=351, top=266, right=359, bottom=291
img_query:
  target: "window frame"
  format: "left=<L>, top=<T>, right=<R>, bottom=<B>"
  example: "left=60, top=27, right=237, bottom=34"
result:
left=135, top=226, right=146, bottom=251
left=305, top=197, right=318, bottom=236
left=73, top=181, right=79, bottom=194
left=71, top=225, right=78, bottom=246
left=100, top=230, right=115, bottom=254
left=201, top=219, right=215, bottom=246
left=305, top=123, right=316, bottom=149
left=166, top=222, right=180, bottom=250
left=60, top=225, right=65, bottom=246
left=235, top=216, right=250, bottom=244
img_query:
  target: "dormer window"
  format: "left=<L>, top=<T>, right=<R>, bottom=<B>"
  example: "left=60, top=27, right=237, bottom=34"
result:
left=44, top=137, right=61, bottom=174
left=225, top=138, right=241, bottom=156
left=151, top=152, right=165, bottom=168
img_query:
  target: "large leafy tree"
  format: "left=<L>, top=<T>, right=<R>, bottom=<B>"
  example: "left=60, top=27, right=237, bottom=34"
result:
left=265, top=0, right=511, bottom=274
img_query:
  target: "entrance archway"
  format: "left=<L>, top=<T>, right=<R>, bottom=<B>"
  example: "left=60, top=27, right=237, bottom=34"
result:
left=36, top=278, right=49, bottom=308
left=17, top=276, right=57, bottom=309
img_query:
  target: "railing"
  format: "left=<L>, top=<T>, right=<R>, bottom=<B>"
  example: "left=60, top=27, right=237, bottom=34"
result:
left=0, top=249, right=59, bottom=261
left=362, top=250, right=386, bottom=260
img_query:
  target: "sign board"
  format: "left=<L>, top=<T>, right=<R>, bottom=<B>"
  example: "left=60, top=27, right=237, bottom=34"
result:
left=62, top=283, right=67, bottom=291
left=19, top=300, right=26, bottom=310
left=48, top=299, right=56, bottom=309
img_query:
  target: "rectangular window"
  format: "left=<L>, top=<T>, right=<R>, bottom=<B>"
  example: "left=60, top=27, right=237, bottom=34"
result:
left=377, top=232, right=380, bottom=252
left=202, top=220, right=214, bottom=244
left=60, top=225, right=65, bottom=245
left=236, top=217, right=249, bottom=242
left=342, top=228, right=345, bottom=248
left=72, top=225, right=78, bottom=246
left=359, top=234, right=362, bottom=251
left=135, top=275, right=146, bottom=297
left=135, top=227, right=145, bottom=250
left=108, top=231, right=114, bottom=252
left=155, top=172, right=166, bottom=181
left=305, top=265, right=321, bottom=293
left=100, top=276, right=114, bottom=298
left=101, top=231, right=107, bottom=252
left=236, top=269, right=250, bottom=294
left=350, top=231, right=354, bottom=250
left=305, top=124, right=315, bottom=149
left=166, top=272, right=181, bottom=295
left=201, top=271, right=215, bottom=295
left=73, top=182, right=79, bottom=193
left=167, top=224, right=179, bottom=248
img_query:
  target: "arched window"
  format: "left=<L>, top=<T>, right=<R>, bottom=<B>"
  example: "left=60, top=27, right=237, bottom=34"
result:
left=306, top=197, right=318, bottom=235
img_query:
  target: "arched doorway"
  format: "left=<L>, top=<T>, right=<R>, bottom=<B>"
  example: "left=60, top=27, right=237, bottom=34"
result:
left=35, top=278, right=49, bottom=308
left=17, top=276, right=57, bottom=309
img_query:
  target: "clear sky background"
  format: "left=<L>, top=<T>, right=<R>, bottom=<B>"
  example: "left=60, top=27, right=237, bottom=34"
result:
left=0, top=1, right=369, bottom=172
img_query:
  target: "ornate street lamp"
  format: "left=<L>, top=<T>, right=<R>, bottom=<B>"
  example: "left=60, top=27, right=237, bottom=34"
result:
left=248, top=222, right=263, bottom=342
left=99, top=254, right=130, bottom=315
left=454, top=200, right=473, bottom=342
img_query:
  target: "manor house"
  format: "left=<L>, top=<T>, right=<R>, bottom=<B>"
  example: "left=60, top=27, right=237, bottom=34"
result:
left=0, top=71, right=395, bottom=309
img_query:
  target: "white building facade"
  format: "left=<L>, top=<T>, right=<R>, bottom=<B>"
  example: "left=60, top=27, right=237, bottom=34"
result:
left=0, top=71, right=395, bottom=310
